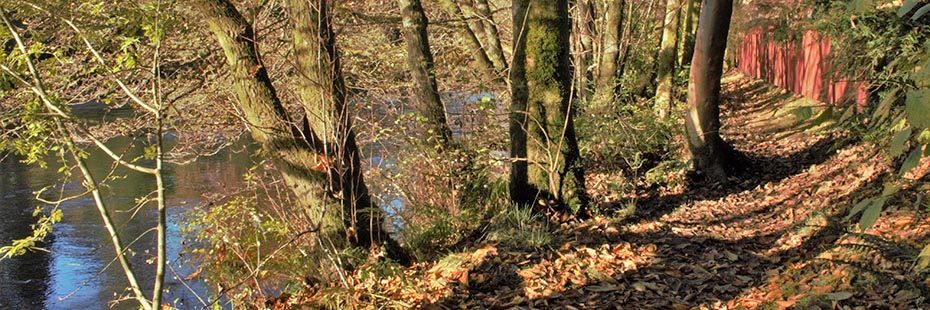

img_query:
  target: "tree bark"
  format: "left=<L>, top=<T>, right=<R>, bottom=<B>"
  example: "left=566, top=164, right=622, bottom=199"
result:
left=398, top=0, right=454, bottom=146
left=510, top=0, right=530, bottom=204
left=572, top=0, right=596, bottom=101
left=195, top=0, right=408, bottom=263
left=685, top=0, right=734, bottom=180
left=594, top=0, right=625, bottom=104
left=680, top=0, right=700, bottom=66
left=510, top=0, right=589, bottom=212
left=440, top=0, right=499, bottom=80
left=655, top=0, right=681, bottom=119
left=473, top=0, right=508, bottom=71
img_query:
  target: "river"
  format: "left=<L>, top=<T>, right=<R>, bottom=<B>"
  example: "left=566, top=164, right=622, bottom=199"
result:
left=0, top=92, right=500, bottom=309
left=0, top=134, right=257, bottom=309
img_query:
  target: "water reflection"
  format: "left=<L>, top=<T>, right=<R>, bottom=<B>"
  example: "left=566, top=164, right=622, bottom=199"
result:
left=0, top=135, right=257, bottom=309
left=0, top=156, right=53, bottom=309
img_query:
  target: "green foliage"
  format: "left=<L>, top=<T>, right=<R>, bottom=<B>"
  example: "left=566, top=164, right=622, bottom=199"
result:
left=371, top=97, right=509, bottom=260
left=486, top=205, right=552, bottom=250
left=810, top=1, right=930, bottom=235
left=0, top=207, right=62, bottom=260
left=577, top=99, right=677, bottom=174
left=644, top=159, right=689, bottom=188
left=905, top=89, right=930, bottom=128
left=182, top=194, right=317, bottom=305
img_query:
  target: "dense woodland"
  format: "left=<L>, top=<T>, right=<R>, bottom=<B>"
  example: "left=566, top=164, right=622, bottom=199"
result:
left=1, top=0, right=930, bottom=308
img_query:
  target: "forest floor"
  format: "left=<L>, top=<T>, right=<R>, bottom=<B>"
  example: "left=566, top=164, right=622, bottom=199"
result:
left=299, top=73, right=930, bottom=309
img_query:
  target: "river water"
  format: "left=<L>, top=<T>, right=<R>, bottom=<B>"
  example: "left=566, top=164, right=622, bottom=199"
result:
left=0, top=93, right=499, bottom=309
left=0, top=134, right=257, bottom=309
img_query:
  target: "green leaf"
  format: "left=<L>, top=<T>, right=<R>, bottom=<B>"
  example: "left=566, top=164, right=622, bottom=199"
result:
left=912, top=4, right=930, bottom=21
left=790, top=106, right=813, bottom=120
left=874, top=88, right=900, bottom=123
left=899, top=146, right=923, bottom=176
left=848, top=0, right=873, bottom=13
left=859, top=197, right=886, bottom=231
left=839, top=104, right=856, bottom=123
left=846, top=198, right=872, bottom=220
left=809, top=107, right=835, bottom=127
left=918, top=243, right=930, bottom=269
left=906, top=90, right=930, bottom=128
left=915, top=62, right=930, bottom=88
left=881, top=182, right=900, bottom=197
left=899, top=0, right=921, bottom=17
left=891, top=127, right=913, bottom=158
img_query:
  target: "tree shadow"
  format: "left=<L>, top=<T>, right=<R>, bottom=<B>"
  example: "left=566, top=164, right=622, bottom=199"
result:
left=629, top=133, right=844, bottom=224
left=424, top=166, right=930, bottom=308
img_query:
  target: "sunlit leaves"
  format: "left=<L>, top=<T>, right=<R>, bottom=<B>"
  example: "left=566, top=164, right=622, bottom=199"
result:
left=858, top=196, right=887, bottom=231
left=914, top=63, right=930, bottom=88
left=872, top=88, right=899, bottom=123
left=847, top=0, right=873, bottom=13
left=898, top=145, right=923, bottom=176
left=905, top=89, right=930, bottom=128
left=846, top=198, right=873, bottom=221
left=789, top=106, right=813, bottom=121
left=890, top=127, right=912, bottom=157
left=918, top=243, right=930, bottom=270
left=0, top=207, right=62, bottom=260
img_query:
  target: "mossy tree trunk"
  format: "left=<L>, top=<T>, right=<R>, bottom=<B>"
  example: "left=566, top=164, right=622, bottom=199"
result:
left=397, top=0, right=454, bottom=146
left=195, top=0, right=408, bottom=263
left=655, top=0, right=681, bottom=119
left=594, top=0, right=625, bottom=104
left=685, top=0, right=734, bottom=180
left=510, top=0, right=589, bottom=213
left=680, top=0, right=700, bottom=67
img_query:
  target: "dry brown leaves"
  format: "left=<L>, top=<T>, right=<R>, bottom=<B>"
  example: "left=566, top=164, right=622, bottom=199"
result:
left=289, top=74, right=930, bottom=309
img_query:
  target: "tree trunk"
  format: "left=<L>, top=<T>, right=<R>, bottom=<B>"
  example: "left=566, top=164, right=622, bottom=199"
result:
left=398, top=0, right=454, bottom=146
left=680, top=0, right=700, bottom=66
left=473, top=0, right=508, bottom=71
left=655, top=0, right=681, bottom=119
left=572, top=0, right=596, bottom=101
left=510, top=0, right=589, bottom=212
left=685, top=0, right=734, bottom=180
left=440, top=0, right=499, bottom=80
left=195, top=0, right=409, bottom=264
left=510, top=0, right=530, bottom=204
left=594, top=0, right=624, bottom=104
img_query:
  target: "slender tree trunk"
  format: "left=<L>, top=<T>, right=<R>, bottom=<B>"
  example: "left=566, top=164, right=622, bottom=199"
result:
left=594, top=0, right=625, bottom=104
left=195, top=0, right=408, bottom=263
left=685, top=0, right=734, bottom=179
left=510, top=0, right=589, bottom=212
left=456, top=0, right=494, bottom=67
left=473, top=0, right=508, bottom=71
left=398, top=0, right=454, bottom=146
left=510, top=0, right=530, bottom=204
left=680, top=0, right=700, bottom=66
left=655, top=0, right=681, bottom=119
left=441, top=0, right=499, bottom=80
left=615, top=1, right=635, bottom=86
left=572, top=0, right=596, bottom=101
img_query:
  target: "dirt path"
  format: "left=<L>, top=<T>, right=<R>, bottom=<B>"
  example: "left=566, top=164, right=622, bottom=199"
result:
left=317, top=74, right=930, bottom=309
left=439, top=73, right=901, bottom=308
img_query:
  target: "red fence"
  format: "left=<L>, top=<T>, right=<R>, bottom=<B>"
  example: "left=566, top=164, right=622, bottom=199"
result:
left=736, top=27, right=868, bottom=106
